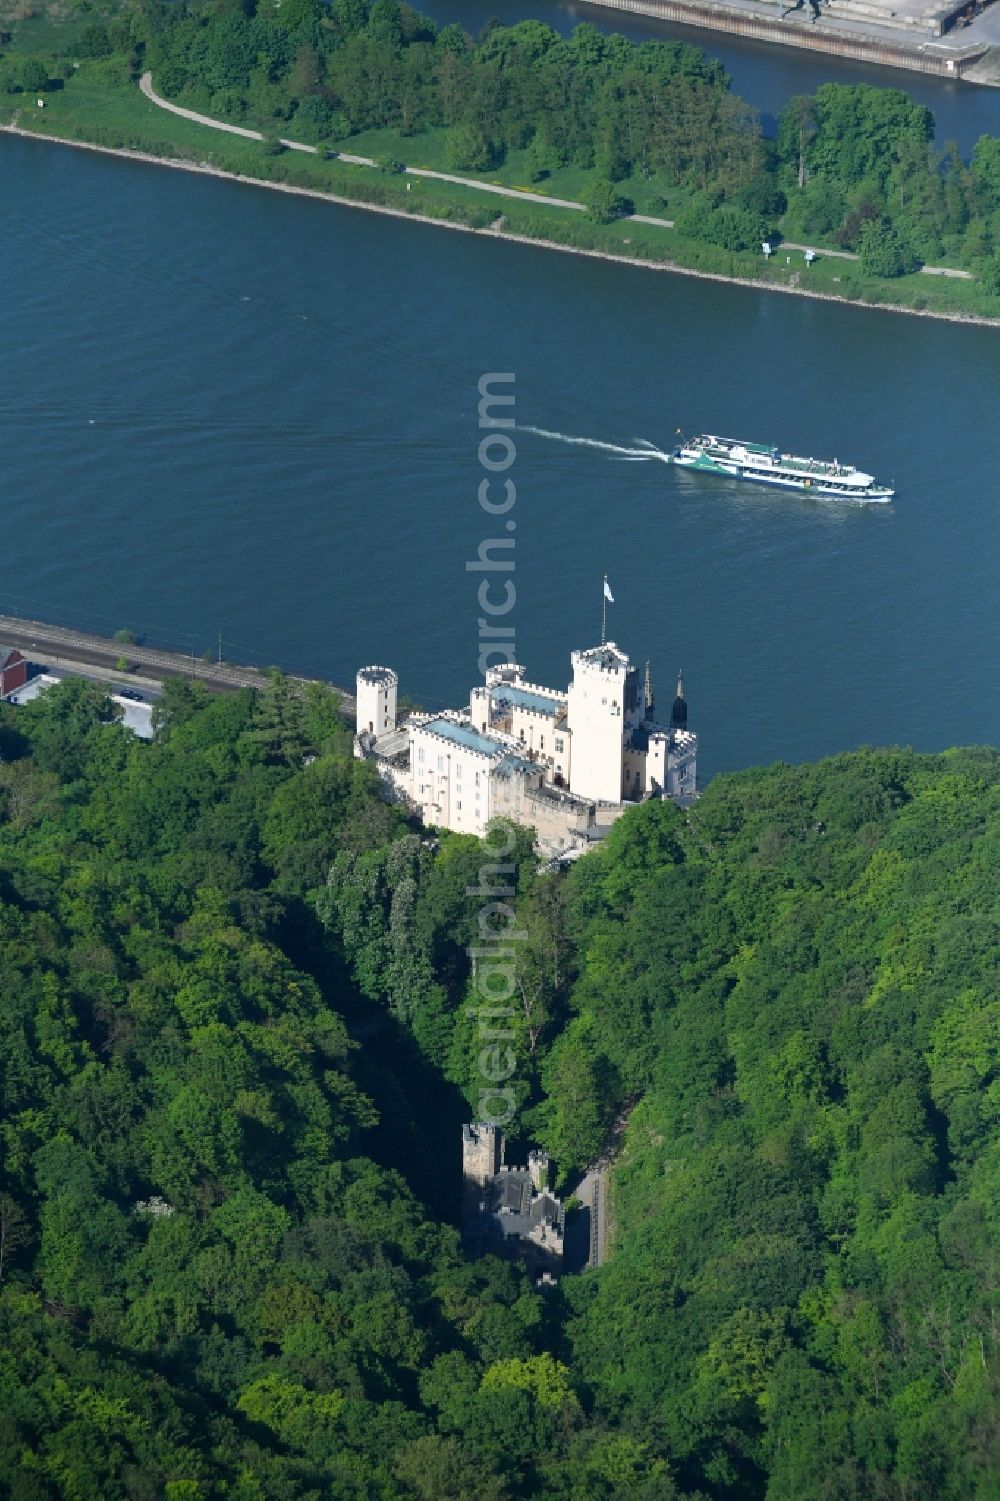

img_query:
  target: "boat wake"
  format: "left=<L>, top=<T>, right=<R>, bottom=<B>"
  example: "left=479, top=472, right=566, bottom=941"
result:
left=518, top=426, right=672, bottom=463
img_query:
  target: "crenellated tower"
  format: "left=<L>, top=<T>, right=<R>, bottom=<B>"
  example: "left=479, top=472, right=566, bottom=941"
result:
left=356, top=665, right=398, bottom=739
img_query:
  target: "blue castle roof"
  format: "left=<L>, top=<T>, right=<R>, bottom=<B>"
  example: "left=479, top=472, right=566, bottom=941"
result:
left=491, top=684, right=561, bottom=718
left=422, top=717, right=506, bottom=758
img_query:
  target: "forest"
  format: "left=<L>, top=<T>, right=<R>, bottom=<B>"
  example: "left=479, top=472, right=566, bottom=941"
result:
left=4, top=0, right=998, bottom=283
left=1, top=673, right=997, bottom=1497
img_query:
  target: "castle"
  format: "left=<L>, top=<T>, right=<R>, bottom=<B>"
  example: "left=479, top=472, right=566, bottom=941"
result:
left=354, top=638, right=696, bottom=856
left=462, top=1123, right=565, bottom=1279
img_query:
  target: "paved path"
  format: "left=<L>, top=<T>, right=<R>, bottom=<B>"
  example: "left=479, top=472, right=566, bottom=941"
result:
left=567, top=1164, right=607, bottom=1271
left=782, top=238, right=970, bottom=277
left=139, top=74, right=585, bottom=210
left=138, top=73, right=971, bottom=279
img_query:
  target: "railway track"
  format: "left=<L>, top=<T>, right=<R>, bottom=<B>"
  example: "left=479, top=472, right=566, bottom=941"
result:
left=0, top=612, right=355, bottom=710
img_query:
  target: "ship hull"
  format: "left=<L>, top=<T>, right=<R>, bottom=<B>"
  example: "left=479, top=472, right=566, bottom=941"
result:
left=673, top=449, right=894, bottom=502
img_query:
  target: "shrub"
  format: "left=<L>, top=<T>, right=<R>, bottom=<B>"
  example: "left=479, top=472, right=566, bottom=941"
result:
left=524, top=133, right=561, bottom=183
left=5, top=56, right=50, bottom=94
left=787, top=178, right=846, bottom=239
left=978, top=253, right=1000, bottom=297
left=857, top=217, right=918, bottom=279
left=677, top=198, right=767, bottom=253
left=584, top=178, right=625, bottom=225
left=457, top=205, right=497, bottom=229
left=834, top=197, right=880, bottom=251
left=294, top=94, right=332, bottom=136
left=156, top=62, right=189, bottom=99
left=445, top=124, right=498, bottom=172
left=77, top=23, right=111, bottom=58
left=737, top=174, right=786, bottom=220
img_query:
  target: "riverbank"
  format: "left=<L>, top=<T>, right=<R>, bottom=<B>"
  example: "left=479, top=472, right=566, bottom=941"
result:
left=0, top=608, right=356, bottom=708
left=5, top=119, right=999, bottom=330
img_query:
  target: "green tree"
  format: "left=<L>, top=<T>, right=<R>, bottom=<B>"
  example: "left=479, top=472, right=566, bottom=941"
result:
left=857, top=215, right=917, bottom=277
left=978, top=253, right=1000, bottom=296
left=584, top=177, right=625, bottom=224
left=17, top=58, right=49, bottom=94
left=446, top=124, right=497, bottom=172
left=77, top=24, right=112, bottom=58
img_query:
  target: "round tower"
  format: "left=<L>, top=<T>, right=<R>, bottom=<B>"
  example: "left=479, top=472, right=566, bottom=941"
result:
left=356, top=665, right=398, bottom=738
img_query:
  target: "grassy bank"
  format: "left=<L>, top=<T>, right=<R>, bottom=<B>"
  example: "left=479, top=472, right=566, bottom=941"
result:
left=7, top=62, right=1000, bottom=324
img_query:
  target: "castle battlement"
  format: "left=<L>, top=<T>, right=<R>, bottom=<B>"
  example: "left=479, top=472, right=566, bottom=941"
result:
left=571, top=643, right=630, bottom=677
left=462, top=1124, right=565, bottom=1282
left=355, top=627, right=697, bottom=856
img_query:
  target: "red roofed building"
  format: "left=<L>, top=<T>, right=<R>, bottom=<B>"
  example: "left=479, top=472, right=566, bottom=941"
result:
left=0, top=647, right=29, bottom=697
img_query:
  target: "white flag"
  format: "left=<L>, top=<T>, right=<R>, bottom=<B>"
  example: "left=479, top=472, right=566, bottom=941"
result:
left=603, top=579, right=614, bottom=603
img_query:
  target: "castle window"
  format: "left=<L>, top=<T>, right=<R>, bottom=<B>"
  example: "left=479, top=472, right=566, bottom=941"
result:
left=555, top=738, right=564, bottom=752
left=437, top=755, right=445, bottom=771
left=456, top=800, right=462, bottom=811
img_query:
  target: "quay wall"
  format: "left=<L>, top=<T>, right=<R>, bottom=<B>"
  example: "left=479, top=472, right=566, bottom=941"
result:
left=578, top=0, right=989, bottom=78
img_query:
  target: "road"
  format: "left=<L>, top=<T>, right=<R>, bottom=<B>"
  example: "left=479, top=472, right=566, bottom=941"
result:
left=7, top=669, right=159, bottom=738
left=138, top=74, right=973, bottom=280
left=566, top=1164, right=607, bottom=1272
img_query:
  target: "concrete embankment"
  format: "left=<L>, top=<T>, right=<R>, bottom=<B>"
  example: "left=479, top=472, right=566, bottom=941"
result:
left=578, top=0, right=994, bottom=80
left=0, top=612, right=355, bottom=713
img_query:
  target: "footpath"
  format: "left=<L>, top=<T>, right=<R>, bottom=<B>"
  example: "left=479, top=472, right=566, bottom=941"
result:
left=138, top=74, right=972, bottom=281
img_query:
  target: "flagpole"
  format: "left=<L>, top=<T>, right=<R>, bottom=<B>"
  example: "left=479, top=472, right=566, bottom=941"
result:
left=602, top=575, right=607, bottom=646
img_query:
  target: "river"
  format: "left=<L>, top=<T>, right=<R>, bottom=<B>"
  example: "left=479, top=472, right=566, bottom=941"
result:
left=435, top=0, right=1000, bottom=152
left=2, top=135, right=997, bottom=777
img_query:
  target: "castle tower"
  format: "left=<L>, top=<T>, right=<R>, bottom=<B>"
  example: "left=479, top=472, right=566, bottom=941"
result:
left=670, top=670, right=687, bottom=731
left=566, top=643, right=630, bottom=803
left=462, top=1122, right=504, bottom=1222
left=463, top=1123, right=504, bottom=1226
left=356, top=665, right=398, bottom=738
left=528, top=1149, right=549, bottom=1191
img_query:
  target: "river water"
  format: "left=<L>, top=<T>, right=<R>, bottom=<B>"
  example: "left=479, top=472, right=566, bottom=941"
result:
left=2, top=135, right=997, bottom=777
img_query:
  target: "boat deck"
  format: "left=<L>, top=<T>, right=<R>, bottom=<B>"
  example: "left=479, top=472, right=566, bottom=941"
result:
left=697, top=439, right=857, bottom=479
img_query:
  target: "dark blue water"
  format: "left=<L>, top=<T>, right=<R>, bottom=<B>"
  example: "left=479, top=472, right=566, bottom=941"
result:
left=437, top=0, right=1000, bottom=152
left=3, top=136, right=998, bottom=776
